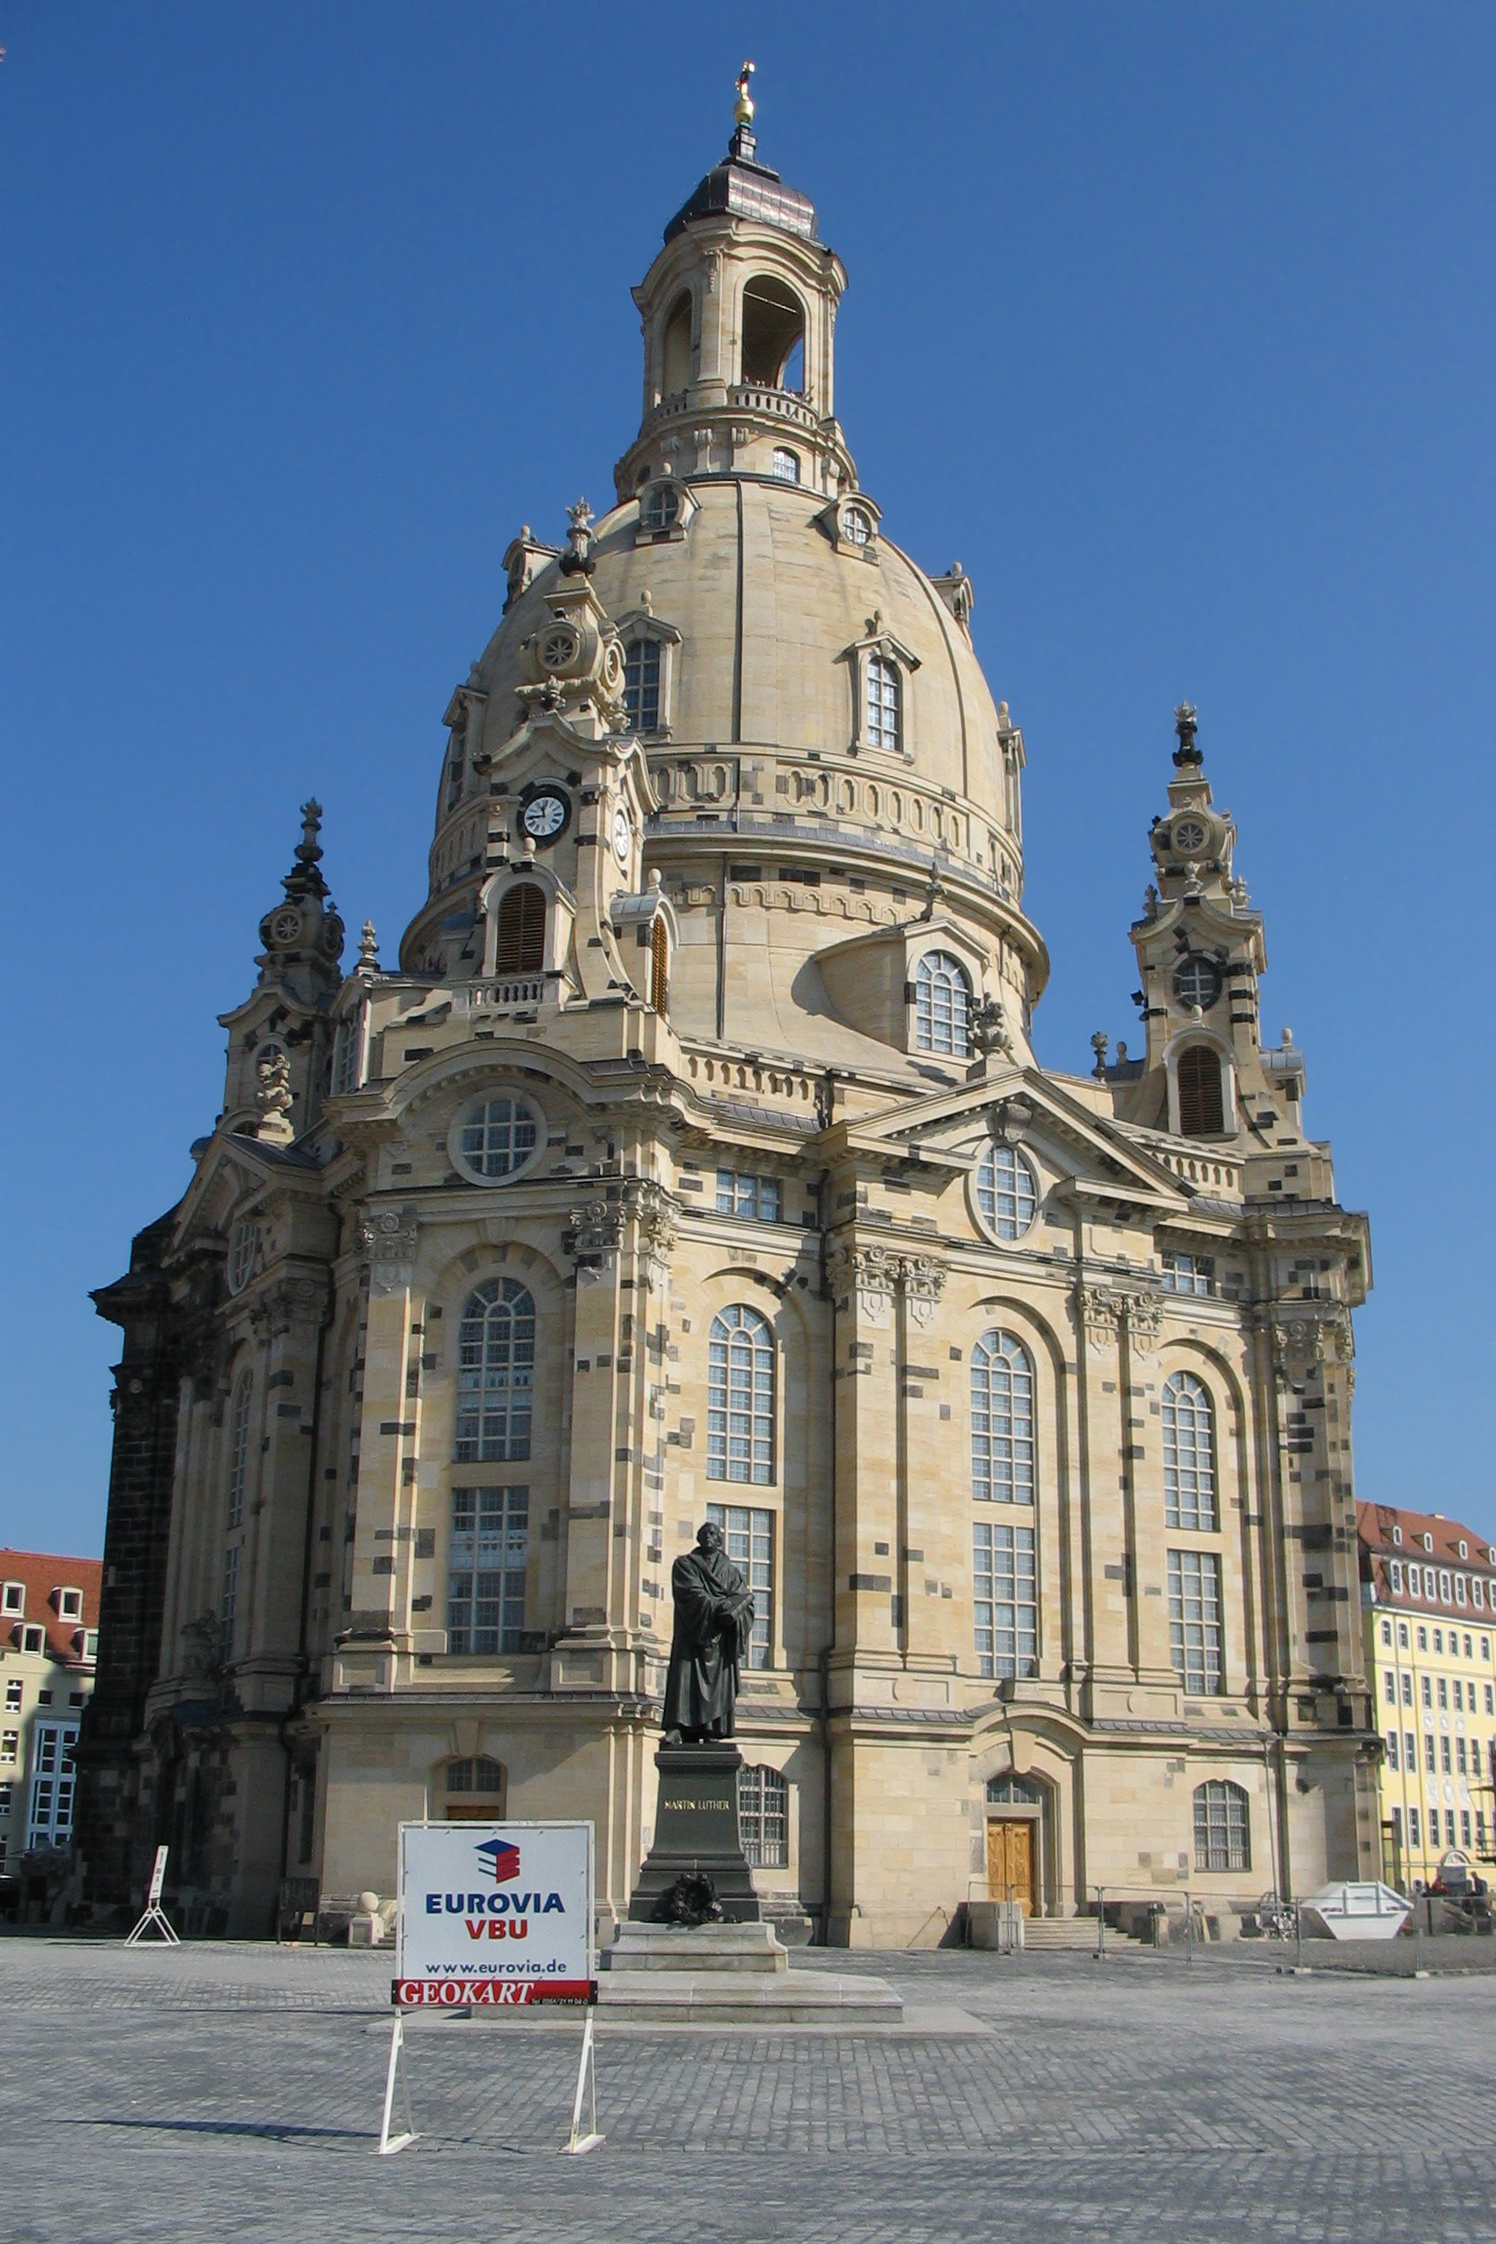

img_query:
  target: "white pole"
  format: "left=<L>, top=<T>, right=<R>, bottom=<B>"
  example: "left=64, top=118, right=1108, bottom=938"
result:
left=563, top=2010, right=604, bottom=2155
left=376, top=2014, right=418, bottom=2156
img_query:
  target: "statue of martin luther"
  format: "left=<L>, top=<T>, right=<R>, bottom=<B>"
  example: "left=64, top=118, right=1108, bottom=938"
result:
left=662, top=1521, right=755, bottom=1743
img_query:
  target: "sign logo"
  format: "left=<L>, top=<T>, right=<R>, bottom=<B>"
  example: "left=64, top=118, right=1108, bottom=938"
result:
left=476, top=1837, right=521, bottom=1883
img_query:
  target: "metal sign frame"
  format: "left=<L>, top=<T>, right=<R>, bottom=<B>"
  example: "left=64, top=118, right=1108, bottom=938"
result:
left=377, top=1820, right=601, bottom=2156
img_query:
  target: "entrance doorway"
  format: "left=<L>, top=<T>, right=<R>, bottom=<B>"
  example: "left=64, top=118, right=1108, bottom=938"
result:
left=985, top=1772, right=1044, bottom=1914
left=986, top=1818, right=1035, bottom=1913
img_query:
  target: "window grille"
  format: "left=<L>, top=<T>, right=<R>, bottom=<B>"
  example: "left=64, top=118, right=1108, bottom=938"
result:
left=866, top=654, right=901, bottom=750
left=494, top=885, right=546, bottom=975
left=456, top=1097, right=539, bottom=1181
left=706, top=1503, right=773, bottom=1667
left=970, top=1330, right=1035, bottom=1504
left=1161, top=1252, right=1214, bottom=1295
left=771, top=447, right=800, bottom=484
left=226, top=1372, right=252, bottom=1529
left=455, top=1281, right=536, bottom=1461
left=844, top=507, right=873, bottom=546
left=1168, top=1549, right=1224, bottom=1695
left=737, top=1764, right=788, bottom=1866
left=975, top=1144, right=1038, bottom=1240
left=445, top=1755, right=506, bottom=1794
left=973, top=1521, right=1038, bottom=1679
left=1173, top=955, right=1222, bottom=1011
left=447, top=1488, right=528, bottom=1653
left=914, top=951, right=970, bottom=1056
left=1162, top=1371, right=1216, bottom=1530
left=985, top=1773, right=1041, bottom=1804
left=1193, top=1780, right=1249, bottom=1872
left=715, top=1171, right=782, bottom=1222
left=1177, top=1046, right=1225, bottom=1135
left=623, top=638, right=662, bottom=732
left=707, top=1306, right=775, bottom=1484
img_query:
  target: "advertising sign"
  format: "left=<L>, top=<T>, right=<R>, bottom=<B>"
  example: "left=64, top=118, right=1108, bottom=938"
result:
left=393, top=1821, right=594, bottom=2008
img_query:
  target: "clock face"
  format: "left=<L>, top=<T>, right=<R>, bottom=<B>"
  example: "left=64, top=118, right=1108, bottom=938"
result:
left=270, top=909, right=301, bottom=945
left=1171, top=817, right=1209, bottom=856
left=611, top=805, right=631, bottom=866
left=519, top=788, right=569, bottom=845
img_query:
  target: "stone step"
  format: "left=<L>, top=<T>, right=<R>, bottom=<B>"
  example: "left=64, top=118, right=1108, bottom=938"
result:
left=596, top=1970, right=903, bottom=2024
left=1020, top=1917, right=1105, bottom=1950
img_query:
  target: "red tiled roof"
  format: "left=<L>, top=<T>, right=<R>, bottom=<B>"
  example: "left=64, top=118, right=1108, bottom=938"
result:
left=1356, top=1502, right=1496, bottom=1570
left=0, top=1548, right=102, bottom=1666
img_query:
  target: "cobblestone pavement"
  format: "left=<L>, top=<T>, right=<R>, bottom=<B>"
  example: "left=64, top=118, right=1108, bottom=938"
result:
left=1, top=1937, right=1491, bottom=2242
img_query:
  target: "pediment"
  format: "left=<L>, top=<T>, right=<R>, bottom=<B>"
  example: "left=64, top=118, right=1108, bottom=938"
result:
left=843, top=1067, right=1191, bottom=1214
left=491, top=712, right=659, bottom=815
left=173, top=1128, right=321, bottom=1244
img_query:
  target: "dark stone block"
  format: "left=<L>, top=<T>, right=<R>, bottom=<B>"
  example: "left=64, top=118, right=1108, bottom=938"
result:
left=627, top=1743, right=759, bottom=1923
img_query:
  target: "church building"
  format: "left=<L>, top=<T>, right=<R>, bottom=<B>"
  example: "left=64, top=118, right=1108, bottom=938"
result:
left=76, top=89, right=1379, bottom=1943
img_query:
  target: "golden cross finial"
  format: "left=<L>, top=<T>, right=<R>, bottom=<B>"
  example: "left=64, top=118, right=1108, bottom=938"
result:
left=734, top=60, right=756, bottom=127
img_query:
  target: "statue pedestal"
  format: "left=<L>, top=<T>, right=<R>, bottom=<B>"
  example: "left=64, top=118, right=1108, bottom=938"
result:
left=598, top=1918, right=903, bottom=2024
left=627, top=1742, right=760, bottom=1924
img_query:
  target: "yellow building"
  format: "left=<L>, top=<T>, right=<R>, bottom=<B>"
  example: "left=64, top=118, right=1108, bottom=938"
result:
left=1359, top=1502, right=1496, bottom=1889
left=77, top=94, right=1380, bottom=1943
left=0, top=1550, right=100, bottom=1912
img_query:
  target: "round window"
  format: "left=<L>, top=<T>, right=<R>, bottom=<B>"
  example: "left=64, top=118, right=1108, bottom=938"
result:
left=843, top=507, right=873, bottom=546
left=449, top=1094, right=544, bottom=1185
left=539, top=627, right=579, bottom=673
left=1173, top=954, right=1222, bottom=1011
left=642, top=484, right=680, bottom=531
left=974, top=1143, right=1039, bottom=1241
left=1170, top=816, right=1210, bottom=856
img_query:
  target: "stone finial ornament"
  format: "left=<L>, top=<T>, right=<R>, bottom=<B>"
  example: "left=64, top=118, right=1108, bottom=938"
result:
left=254, top=1049, right=295, bottom=1144
left=1173, top=702, right=1201, bottom=767
left=560, top=496, right=596, bottom=577
left=1090, top=1030, right=1110, bottom=1078
left=358, top=919, right=379, bottom=967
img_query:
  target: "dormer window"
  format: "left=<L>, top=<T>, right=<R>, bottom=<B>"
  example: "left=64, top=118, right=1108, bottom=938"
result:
left=1390, top=1525, right=1403, bottom=1545
left=16, top=1624, right=45, bottom=1655
left=54, top=1588, right=83, bottom=1623
left=641, top=484, right=680, bottom=533
left=771, top=447, right=801, bottom=484
left=1460, top=1540, right=1469, bottom=1560
left=914, top=951, right=971, bottom=1058
left=624, top=639, right=661, bottom=733
left=844, top=506, right=873, bottom=547
left=1423, top=1533, right=1434, bottom=1552
left=2, top=1583, right=23, bottom=1616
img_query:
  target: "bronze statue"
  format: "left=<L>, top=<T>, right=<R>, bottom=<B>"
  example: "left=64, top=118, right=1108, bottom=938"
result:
left=662, top=1521, right=755, bottom=1742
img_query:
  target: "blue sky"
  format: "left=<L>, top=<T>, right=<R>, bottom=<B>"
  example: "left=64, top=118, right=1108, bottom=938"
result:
left=2, top=4, right=1493, bottom=1554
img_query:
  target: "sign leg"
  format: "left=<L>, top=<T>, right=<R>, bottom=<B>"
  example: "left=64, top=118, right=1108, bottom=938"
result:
left=377, top=2014, right=418, bottom=2156
left=563, top=2010, right=604, bottom=2155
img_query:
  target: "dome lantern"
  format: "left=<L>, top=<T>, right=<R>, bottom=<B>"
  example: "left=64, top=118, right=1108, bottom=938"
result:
left=614, top=73, right=855, bottom=500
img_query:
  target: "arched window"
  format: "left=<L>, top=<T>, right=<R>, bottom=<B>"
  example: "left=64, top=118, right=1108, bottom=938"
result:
left=971, top=1330, right=1035, bottom=1504
left=707, top=1305, right=775, bottom=1484
left=771, top=446, right=801, bottom=484
left=226, top=1373, right=252, bottom=1529
left=495, top=883, right=546, bottom=975
left=1163, top=1371, right=1216, bottom=1530
left=443, top=1755, right=507, bottom=1821
left=661, top=290, right=693, bottom=396
left=740, top=275, right=804, bottom=389
left=1177, top=1045, right=1225, bottom=1136
left=866, top=654, right=901, bottom=751
left=650, top=915, right=669, bottom=1012
left=737, top=1764, right=789, bottom=1866
left=914, top=951, right=970, bottom=1056
left=455, top=1280, right=536, bottom=1461
left=623, top=637, right=661, bottom=732
left=1193, top=1780, right=1249, bottom=1873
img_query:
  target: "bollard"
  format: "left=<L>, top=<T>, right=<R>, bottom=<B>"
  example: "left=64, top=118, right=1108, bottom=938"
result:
left=1185, top=1891, right=1194, bottom=1966
left=1096, top=1887, right=1106, bottom=1961
left=1294, top=1898, right=1303, bottom=1971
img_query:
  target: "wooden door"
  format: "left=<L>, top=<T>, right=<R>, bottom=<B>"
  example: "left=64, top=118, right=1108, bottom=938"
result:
left=986, top=1818, right=1036, bottom=1914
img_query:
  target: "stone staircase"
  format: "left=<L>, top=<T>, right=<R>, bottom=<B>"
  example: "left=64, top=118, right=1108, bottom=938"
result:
left=1021, top=1915, right=1105, bottom=1951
